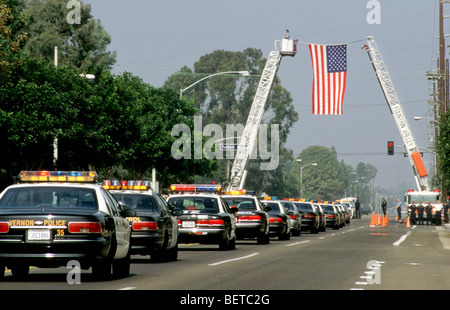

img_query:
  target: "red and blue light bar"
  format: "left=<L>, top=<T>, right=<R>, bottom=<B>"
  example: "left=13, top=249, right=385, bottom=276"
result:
left=170, top=184, right=222, bottom=192
left=103, top=180, right=151, bottom=190
left=19, top=171, right=98, bottom=183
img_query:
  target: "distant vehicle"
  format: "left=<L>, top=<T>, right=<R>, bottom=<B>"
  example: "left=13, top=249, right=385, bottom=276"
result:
left=222, top=193, right=270, bottom=244
left=167, top=184, right=237, bottom=250
left=279, top=200, right=302, bottom=236
left=294, top=201, right=320, bottom=234
left=320, top=203, right=341, bottom=230
left=313, top=203, right=327, bottom=232
left=260, top=199, right=291, bottom=240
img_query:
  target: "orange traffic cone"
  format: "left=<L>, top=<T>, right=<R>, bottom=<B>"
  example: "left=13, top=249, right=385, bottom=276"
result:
left=395, top=216, right=398, bottom=222
left=370, top=212, right=376, bottom=227
left=386, top=215, right=389, bottom=223
left=378, top=214, right=382, bottom=225
left=382, top=215, right=387, bottom=227
left=406, top=216, right=410, bottom=228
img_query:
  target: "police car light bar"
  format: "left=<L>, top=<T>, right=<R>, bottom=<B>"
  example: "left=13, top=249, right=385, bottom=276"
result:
left=224, top=189, right=247, bottom=195
left=102, top=180, right=151, bottom=190
left=19, top=171, right=98, bottom=183
left=170, top=184, right=222, bottom=192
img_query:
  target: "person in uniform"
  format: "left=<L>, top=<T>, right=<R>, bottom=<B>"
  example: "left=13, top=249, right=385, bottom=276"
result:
left=435, top=205, right=442, bottom=226
left=396, top=198, right=401, bottom=221
left=381, top=198, right=387, bottom=216
left=425, top=201, right=433, bottom=225
left=443, top=201, right=449, bottom=224
left=417, top=201, right=424, bottom=225
left=355, top=197, right=361, bottom=219
left=410, top=201, right=417, bottom=225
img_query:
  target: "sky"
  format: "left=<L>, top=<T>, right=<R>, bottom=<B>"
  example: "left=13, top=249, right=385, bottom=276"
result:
left=83, top=0, right=444, bottom=192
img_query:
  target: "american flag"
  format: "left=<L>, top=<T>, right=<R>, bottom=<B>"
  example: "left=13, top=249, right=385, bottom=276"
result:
left=308, top=44, right=347, bottom=115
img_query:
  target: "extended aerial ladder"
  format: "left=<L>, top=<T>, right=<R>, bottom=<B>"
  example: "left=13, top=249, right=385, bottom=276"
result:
left=226, top=39, right=297, bottom=192
left=363, top=36, right=430, bottom=191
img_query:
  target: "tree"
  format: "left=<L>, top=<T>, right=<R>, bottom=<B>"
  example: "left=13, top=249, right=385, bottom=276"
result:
left=21, top=0, right=116, bottom=74
left=0, top=0, right=27, bottom=77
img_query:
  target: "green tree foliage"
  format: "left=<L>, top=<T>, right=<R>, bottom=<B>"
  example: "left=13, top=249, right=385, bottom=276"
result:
left=21, top=0, right=116, bottom=74
left=437, top=112, right=450, bottom=192
left=0, top=0, right=27, bottom=77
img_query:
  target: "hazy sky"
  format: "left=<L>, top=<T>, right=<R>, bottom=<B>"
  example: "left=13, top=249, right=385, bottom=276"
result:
left=84, top=0, right=444, bottom=191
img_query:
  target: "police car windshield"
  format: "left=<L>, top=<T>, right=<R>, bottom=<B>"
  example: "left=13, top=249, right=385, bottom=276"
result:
left=280, top=201, right=296, bottom=212
left=265, top=202, right=281, bottom=214
left=168, top=196, right=219, bottom=213
left=223, top=197, right=256, bottom=210
left=0, top=187, right=97, bottom=210
left=321, top=205, right=335, bottom=212
left=295, top=203, right=314, bottom=212
left=112, top=193, right=154, bottom=212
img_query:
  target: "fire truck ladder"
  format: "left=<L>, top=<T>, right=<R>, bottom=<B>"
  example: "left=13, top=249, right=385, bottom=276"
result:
left=363, top=36, right=430, bottom=191
left=227, top=39, right=296, bottom=191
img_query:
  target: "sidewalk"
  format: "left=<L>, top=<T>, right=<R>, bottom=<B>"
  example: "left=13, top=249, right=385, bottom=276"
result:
left=437, top=223, right=450, bottom=250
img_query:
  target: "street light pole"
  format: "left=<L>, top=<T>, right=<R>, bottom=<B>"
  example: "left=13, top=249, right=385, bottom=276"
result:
left=179, top=71, right=249, bottom=99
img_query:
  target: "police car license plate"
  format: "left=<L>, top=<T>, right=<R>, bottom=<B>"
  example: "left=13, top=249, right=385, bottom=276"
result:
left=27, top=229, right=51, bottom=241
left=182, top=221, right=196, bottom=228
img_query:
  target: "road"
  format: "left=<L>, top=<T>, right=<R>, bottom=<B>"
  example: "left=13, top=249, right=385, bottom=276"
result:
left=1, top=215, right=449, bottom=298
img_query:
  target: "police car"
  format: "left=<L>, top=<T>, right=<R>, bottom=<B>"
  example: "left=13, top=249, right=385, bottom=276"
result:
left=222, top=190, right=270, bottom=244
left=0, top=171, right=135, bottom=280
left=260, top=198, right=291, bottom=240
left=167, top=184, right=237, bottom=250
left=105, top=180, right=179, bottom=262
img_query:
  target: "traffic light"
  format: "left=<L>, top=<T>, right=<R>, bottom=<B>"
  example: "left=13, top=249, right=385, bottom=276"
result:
left=387, top=141, right=394, bottom=155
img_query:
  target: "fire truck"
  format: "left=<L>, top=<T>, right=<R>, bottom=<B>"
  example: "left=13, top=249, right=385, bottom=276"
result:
left=363, top=36, right=443, bottom=222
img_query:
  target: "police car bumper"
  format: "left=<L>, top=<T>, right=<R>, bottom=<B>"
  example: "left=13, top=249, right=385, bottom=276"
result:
left=0, top=238, right=110, bottom=268
left=269, top=223, right=287, bottom=236
left=130, top=231, right=164, bottom=254
left=178, top=228, right=227, bottom=244
left=301, top=219, right=319, bottom=231
left=235, top=222, right=263, bottom=238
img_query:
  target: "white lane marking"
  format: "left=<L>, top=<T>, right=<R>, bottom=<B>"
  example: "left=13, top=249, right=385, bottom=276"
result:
left=208, top=253, right=259, bottom=266
left=118, top=287, right=136, bottom=290
left=393, top=231, right=411, bottom=247
left=285, top=240, right=310, bottom=247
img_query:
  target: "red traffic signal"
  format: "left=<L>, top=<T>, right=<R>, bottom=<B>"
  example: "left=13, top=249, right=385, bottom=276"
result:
left=387, top=141, right=394, bottom=155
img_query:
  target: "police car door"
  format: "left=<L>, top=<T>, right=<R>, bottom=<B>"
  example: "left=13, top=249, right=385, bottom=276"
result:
left=101, top=189, right=131, bottom=259
left=155, top=194, right=178, bottom=248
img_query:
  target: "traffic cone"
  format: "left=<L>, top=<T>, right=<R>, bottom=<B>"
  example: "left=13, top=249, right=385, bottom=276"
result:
left=395, top=215, right=398, bottom=222
left=382, top=215, right=387, bottom=227
left=378, top=214, right=382, bottom=225
left=385, top=215, right=389, bottom=223
left=370, top=212, right=376, bottom=227
left=406, top=216, right=410, bottom=228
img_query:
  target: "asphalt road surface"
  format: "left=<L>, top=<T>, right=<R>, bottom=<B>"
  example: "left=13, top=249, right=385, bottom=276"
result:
left=1, top=214, right=449, bottom=299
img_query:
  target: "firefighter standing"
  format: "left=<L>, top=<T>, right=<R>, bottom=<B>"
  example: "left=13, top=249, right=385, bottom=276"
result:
left=417, top=201, right=424, bottom=225
left=425, top=201, right=432, bottom=225
left=410, top=201, right=417, bottom=225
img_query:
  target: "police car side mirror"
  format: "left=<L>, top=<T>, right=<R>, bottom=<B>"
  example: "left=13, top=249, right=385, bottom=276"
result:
left=264, top=206, right=272, bottom=212
left=172, top=209, right=183, bottom=217
left=122, top=208, right=137, bottom=218
left=230, top=206, right=238, bottom=214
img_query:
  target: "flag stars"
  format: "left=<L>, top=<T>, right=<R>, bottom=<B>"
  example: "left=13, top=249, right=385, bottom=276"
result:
left=327, top=45, right=347, bottom=73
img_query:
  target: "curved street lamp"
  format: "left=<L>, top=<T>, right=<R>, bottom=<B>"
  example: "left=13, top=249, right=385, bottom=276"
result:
left=179, top=70, right=250, bottom=99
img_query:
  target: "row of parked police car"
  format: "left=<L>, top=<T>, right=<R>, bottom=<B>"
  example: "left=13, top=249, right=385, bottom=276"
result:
left=0, top=171, right=353, bottom=280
